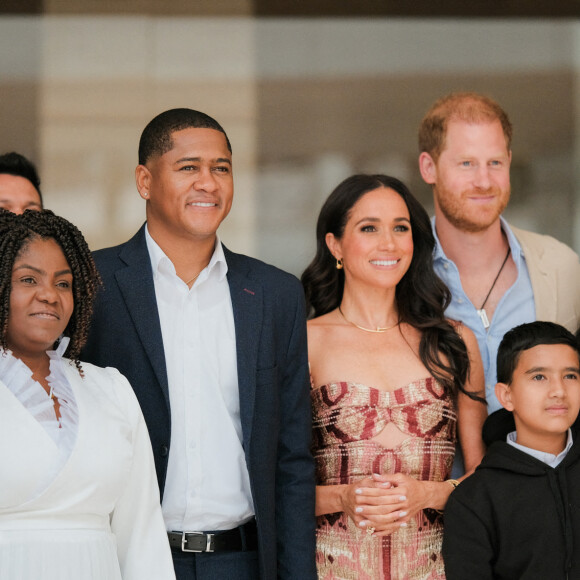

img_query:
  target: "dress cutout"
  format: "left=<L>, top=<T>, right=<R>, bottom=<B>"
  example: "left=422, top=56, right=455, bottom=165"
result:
left=312, top=378, right=456, bottom=580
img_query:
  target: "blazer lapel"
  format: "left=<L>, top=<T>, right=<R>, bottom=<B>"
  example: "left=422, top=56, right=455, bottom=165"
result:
left=116, top=227, right=169, bottom=405
left=225, top=247, right=261, bottom=449
left=531, top=247, right=557, bottom=322
left=513, top=227, right=556, bottom=322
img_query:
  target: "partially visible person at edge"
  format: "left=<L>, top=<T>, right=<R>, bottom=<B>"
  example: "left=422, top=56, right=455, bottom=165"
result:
left=301, top=174, right=486, bottom=579
left=81, top=108, right=316, bottom=580
left=418, top=91, right=580, bottom=415
left=0, top=151, right=43, bottom=213
left=0, top=209, right=175, bottom=580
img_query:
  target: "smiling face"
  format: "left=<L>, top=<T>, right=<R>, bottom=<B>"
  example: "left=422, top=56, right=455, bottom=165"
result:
left=420, top=119, right=511, bottom=233
left=136, top=127, right=234, bottom=245
left=7, top=237, right=73, bottom=362
left=326, top=186, right=413, bottom=291
left=496, top=344, right=580, bottom=454
left=0, top=174, right=42, bottom=214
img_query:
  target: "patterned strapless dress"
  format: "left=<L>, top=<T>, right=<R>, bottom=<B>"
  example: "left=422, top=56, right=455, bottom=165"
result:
left=312, top=378, right=456, bottom=580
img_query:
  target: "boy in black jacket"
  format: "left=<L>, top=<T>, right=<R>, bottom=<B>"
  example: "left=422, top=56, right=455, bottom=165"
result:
left=443, top=321, right=580, bottom=579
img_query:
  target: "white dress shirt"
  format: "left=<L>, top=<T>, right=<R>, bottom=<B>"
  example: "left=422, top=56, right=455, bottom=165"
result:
left=145, top=227, right=254, bottom=532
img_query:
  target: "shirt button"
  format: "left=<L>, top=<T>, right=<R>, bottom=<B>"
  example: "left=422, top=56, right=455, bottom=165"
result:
left=160, top=444, right=169, bottom=457
left=443, top=263, right=449, bottom=270
left=457, top=298, right=463, bottom=304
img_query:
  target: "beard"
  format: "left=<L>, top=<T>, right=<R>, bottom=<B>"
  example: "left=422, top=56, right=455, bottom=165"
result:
left=434, top=183, right=510, bottom=233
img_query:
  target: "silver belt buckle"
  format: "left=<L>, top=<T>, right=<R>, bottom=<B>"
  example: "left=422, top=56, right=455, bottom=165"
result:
left=181, top=531, right=214, bottom=553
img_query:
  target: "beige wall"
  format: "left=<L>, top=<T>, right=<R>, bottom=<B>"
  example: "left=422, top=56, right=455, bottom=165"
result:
left=0, top=15, right=579, bottom=276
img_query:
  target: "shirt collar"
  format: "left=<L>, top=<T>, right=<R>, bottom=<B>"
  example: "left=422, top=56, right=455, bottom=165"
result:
left=432, top=215, right=524, bottom=264
left=507, top=429, right=574, bottom=467
left=144, top=224, right=228, bottom=282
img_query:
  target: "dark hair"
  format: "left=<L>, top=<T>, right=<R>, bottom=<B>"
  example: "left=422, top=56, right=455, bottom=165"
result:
left=497, top=321, right=580, bottom=385
left=0, top=151, right=43, bottom=205
left=301, top=174, right=477, bottom=401
left=138, top=108, right=232, bottom=165
left=418, top=92, right=513, bottom=163
left=0, top=209, right=101, bottom=372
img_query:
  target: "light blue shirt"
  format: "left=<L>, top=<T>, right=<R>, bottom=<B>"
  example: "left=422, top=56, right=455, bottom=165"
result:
left=507, top=430, right=573, bottom=468
left=432, top=217, right=535, bottom=413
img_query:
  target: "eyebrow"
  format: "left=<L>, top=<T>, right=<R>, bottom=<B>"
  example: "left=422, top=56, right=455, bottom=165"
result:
left=353, top=216, right=411, bottom=227
left=456, top=152, right=510, bottom=160
left=174, top=156, right=232, bottom=166
left=0, top=199, right=41, bottom=205
left=524, top=366, right=580, bottom=374
left=14, top=264, right=72, bottom=277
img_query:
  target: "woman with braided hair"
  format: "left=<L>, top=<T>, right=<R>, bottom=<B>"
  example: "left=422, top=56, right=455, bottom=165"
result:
left=0, top=209, right=175, bottom=580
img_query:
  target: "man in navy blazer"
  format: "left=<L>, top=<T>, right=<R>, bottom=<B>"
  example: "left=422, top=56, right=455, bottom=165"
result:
left=82, top=109, right=316, bottom=580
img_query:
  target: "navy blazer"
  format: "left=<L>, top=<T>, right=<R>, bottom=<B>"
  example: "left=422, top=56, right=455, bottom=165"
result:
left=82, top=225, right=316, bottom=579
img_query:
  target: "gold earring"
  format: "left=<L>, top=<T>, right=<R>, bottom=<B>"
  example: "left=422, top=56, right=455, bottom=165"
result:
left=336, top=258, right=343, bottom=270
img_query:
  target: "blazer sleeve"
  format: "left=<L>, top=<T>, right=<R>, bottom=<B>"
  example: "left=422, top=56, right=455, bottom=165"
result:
left=274, top=282, right=317, bottom=579
left=106, top=368, right=176, bottom=580
left=443, top=490, right=495, bottom=580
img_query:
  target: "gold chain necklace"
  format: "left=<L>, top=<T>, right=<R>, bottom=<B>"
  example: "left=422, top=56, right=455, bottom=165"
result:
left=338, top=306, right=399, bottom=333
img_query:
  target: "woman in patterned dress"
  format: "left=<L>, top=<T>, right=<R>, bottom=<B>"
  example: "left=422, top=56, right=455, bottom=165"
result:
left=301, top=174, right=486, bottom=579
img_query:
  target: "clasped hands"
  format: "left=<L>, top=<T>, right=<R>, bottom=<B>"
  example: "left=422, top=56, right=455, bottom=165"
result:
left=341, top=473, right=430, bottom=537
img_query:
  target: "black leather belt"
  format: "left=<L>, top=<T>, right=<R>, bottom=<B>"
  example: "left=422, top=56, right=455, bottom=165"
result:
left=168, top=519, right=257, bottom=553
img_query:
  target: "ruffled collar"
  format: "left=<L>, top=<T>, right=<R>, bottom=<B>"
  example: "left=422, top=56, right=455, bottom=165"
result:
left=0, top=337, right=78, bottom=449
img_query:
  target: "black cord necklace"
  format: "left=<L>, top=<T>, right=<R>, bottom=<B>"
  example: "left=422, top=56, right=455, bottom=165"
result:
left=476, top=246, right=511, bottom=329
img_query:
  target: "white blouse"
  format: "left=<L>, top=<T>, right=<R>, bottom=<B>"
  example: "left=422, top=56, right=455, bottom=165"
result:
left=0, top=338, right=77, bottom=492
left=0, top=341, right=175, bottom=580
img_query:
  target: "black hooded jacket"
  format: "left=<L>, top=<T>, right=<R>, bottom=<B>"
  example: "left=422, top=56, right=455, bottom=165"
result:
left=443, top=430, right=580, bottom=579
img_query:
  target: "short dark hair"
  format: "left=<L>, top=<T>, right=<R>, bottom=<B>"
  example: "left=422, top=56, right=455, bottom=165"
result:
left=0, top=151, right=43, bottom=205
left=418, top=92, right=513, bottom=163
left=0, top=209, right=101, bottom=373
left=497, top=321, right=580, bottom=385
left=138, top=108, right=232, bottom=165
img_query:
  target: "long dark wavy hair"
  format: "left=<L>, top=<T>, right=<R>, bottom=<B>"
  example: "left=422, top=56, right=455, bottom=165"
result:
left=0, top=209, right=101, bottom=373
left=301, top=174, right=480, bottom=402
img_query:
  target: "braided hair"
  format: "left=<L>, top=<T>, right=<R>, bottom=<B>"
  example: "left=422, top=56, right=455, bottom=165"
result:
left=0, top=209, right=101, bottom=373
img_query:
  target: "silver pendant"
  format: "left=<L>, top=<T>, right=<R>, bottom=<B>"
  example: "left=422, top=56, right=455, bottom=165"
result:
left=477, top=308, right=490, bottom=329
